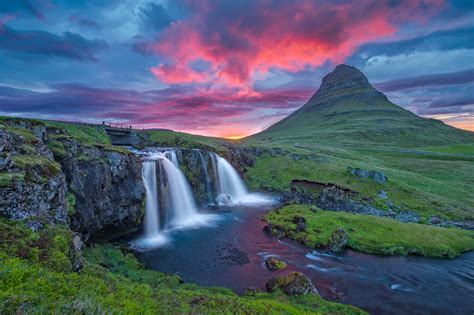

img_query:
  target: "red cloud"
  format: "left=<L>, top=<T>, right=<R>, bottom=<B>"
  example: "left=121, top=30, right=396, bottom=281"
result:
left=147, top=0, right=444, bottom=87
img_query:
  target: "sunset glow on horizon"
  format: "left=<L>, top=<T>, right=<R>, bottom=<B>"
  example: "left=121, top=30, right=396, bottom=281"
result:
left=0, top=0, right=473, bottom=137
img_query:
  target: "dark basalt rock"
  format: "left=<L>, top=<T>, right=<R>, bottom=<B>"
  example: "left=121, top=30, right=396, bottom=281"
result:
left=214, top=240, right=250, bottom=266
left=292, top=215, right=306, bottom=224
left=296, top=222, right=308, bottom=232
left=263, top=223, right=286, bottom=238
left=0, top=126, right=68, bottom=226
left=328, top=227, right=348, bottom=253
left=266, top=272, right=318, bottom=296
left=58, top=142, right=145, bottom=239
left=347, top=166, right=387, bottom=184
left=0, top=121, right=146, bottom=239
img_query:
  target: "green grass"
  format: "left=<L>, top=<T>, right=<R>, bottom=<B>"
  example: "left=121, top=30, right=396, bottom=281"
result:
left=45, top=121, right=111, bottom=146
left=141, top=129, right=228, bottom=151
left=65, top=193, right=76, bottom=215
left=0, top=172, right=25, bottom=187
left=422, top=144, right=474, bottom=157
left=0, top=218, right=364, bottom=314
left=244, top=143, right=474, bottom=221
left=265, top=205, right=474, bottom=258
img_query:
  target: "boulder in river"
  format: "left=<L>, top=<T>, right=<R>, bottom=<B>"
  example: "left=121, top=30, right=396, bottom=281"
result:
left=216, top=193, right=232, bottom=205
left=265, top=257, right=287, bottom=270
left=266, top=272, right=318, bottom=296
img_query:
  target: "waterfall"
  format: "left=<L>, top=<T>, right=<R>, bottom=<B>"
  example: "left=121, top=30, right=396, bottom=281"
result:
left=158, top=153, right=200, bottom=226
left=215, top=155, right=248, bottom=201
left=165, top=150, right=179, bottom=167
left=198, top=151, right=212, bottom=203
left=134, top=148, right=222, bottom=249
left=212, top=153, right=273, bottom=205
left=142, top=161, right=160, bottom=238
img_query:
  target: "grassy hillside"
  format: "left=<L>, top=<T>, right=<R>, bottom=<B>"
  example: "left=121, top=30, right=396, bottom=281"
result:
left=265, top=205, right=474, bottom=258
left=139, top=128, right=228, bottom=150
left=244, top=65, right=474, bottom=221
left=244, top=144, right=474, bottom=221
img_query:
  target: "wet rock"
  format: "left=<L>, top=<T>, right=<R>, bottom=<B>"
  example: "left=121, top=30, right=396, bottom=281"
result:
left=266, top=272, right=318, bottom=296
left=329, top=227, right=348, bottom=253
left=216, top=193, right=232, bottom=205
left=215, top=240, right=250, bottom=266
left=265, top=257, right=287, bottom=270
left=263, top=224, right=286, bottom=238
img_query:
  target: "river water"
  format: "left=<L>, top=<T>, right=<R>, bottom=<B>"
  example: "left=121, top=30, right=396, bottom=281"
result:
left=133, top=203, right=474, bottom=314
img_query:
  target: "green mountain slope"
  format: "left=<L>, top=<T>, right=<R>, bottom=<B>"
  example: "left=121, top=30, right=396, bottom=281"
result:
left=248, top=64, right=474, bottom=147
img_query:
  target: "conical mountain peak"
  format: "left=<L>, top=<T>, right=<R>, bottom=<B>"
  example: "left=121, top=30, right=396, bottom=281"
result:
left=315, top=64, right=372, bottom=97
left=249, top=64, right=474, bottom=147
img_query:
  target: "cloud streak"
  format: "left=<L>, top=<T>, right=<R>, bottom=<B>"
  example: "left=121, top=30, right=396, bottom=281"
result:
left=375, top=68, right=474, bottom=92
left=0, top=25, right=107, bottom=61
left=0, top=84, right=313, bottom=137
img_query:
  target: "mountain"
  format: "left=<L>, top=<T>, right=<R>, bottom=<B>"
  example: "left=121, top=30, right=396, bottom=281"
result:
left=248, top=64, right=474, bottom=147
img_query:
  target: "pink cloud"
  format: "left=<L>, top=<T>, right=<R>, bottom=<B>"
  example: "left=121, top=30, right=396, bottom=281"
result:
left=147, top=0, right=444, bottom=88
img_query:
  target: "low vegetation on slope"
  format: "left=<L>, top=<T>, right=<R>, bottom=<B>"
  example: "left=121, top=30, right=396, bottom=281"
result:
left=139, top=129, right=228, bottom=151
left=244, top=144, right=474, bottom=222
left=244, top=65, right=474, bottom=223
left=265, top=205, right=474, bottom=258
left=0, top=218, right=364, bottom=314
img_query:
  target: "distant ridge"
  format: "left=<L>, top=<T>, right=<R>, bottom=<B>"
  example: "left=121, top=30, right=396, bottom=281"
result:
left=248, top=64, right=474, bottom=147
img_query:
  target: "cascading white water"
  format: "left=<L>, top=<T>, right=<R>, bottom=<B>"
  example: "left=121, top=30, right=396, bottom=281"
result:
left=142, top=161, right=160, bottom=238
left=158, top=153, right=200, bottom=226
left=216, top=155, right=248, bottom=201
left=166, top=150, right=179, bottom=167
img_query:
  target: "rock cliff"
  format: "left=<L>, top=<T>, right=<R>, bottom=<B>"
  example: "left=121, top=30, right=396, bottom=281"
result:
left=0, top=118, right=145, bottom=238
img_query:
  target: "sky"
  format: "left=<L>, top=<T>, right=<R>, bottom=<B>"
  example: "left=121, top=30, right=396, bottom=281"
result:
left=0, top=0, right=473, bottom=138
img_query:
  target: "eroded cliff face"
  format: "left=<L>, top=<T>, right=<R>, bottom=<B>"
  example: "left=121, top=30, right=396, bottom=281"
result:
left=56, top=142, right=145, bottom=238
left=0, top=125, right=67, bottom=230
left=0, top=119, right=145, bottom=237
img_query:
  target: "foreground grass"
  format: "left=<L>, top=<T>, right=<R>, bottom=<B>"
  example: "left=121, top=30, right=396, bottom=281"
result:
left=264, top=205, right=474, bottom=258
left=0, top=218, right=364, bottom=314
